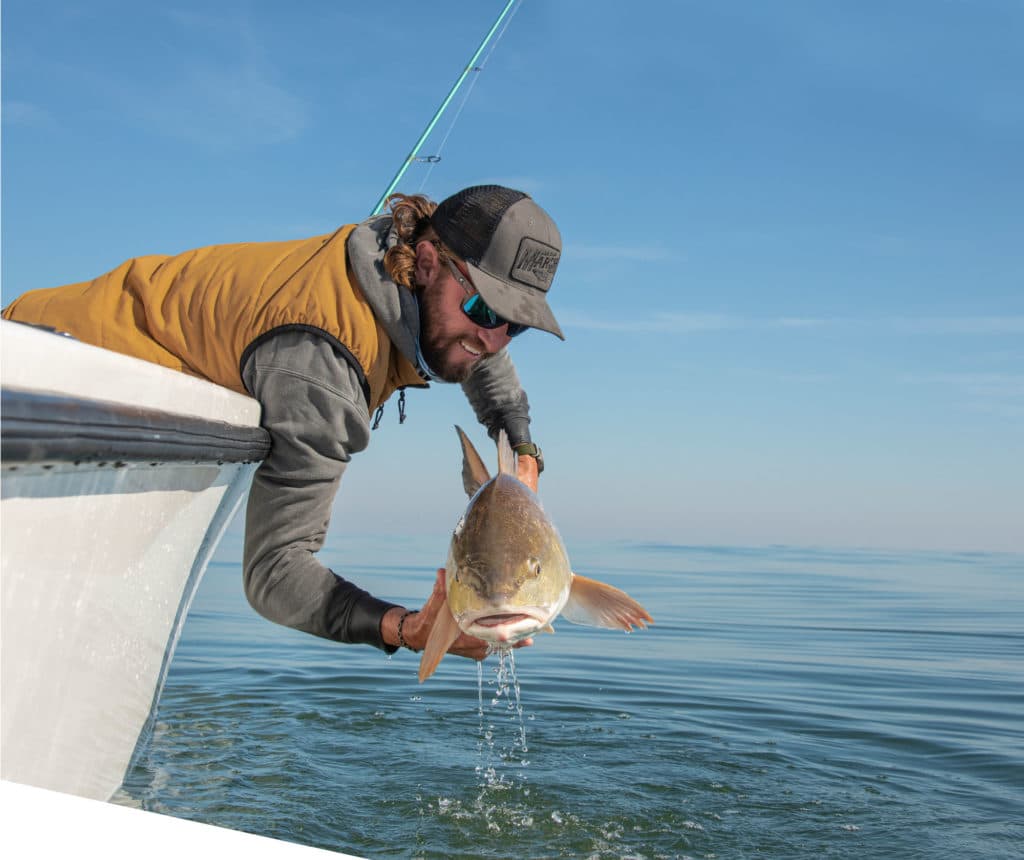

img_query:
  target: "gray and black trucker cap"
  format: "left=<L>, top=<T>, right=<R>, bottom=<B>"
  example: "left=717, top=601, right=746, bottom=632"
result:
left=430, top=185, right=564, bottom=339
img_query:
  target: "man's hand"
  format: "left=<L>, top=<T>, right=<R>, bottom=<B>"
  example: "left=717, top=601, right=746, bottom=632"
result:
left=516, top=454, right=539, bottom=493
left=383, top=569, right=533, bottom=659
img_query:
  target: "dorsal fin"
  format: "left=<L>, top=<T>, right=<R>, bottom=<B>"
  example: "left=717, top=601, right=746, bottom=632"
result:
left=455, top=425, right=490, bottom=496
left=497, top=429, right=516, bottom=476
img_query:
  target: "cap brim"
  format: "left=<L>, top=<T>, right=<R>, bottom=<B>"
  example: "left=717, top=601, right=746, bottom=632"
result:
left=465, top=261, right=565, bottom=340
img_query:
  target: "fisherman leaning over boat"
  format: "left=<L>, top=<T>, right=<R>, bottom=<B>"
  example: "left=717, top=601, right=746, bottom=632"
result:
left=1, top=185, right=564, bottom=661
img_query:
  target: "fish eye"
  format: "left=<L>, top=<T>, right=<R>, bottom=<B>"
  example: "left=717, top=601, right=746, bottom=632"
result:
left=527, top=557, right=542, bottom=578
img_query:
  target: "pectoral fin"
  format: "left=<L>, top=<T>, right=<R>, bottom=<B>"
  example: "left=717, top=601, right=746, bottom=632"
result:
left=562, top=573, right=654, bottom=631
left=418, top=600, right=462, bottom=682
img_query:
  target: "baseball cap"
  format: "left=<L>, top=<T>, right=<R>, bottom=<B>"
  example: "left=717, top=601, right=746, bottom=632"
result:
left=430, top=185, right=564, bottom=339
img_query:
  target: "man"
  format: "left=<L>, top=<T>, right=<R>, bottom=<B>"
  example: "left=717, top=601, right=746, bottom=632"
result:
left=2, top=184, right=563, bottom=662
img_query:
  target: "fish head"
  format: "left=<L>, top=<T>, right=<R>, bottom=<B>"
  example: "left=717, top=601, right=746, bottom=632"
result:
left=446, top=474, right=572, bottom=645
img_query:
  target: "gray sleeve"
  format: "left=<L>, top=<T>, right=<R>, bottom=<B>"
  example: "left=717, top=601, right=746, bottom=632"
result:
left=460, top=347, right=533, bottom=446
left=241, top=329, right=401, bottom=651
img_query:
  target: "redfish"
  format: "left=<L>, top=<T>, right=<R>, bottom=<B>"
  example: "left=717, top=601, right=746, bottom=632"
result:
left=419, top=427, right=652, bottom=681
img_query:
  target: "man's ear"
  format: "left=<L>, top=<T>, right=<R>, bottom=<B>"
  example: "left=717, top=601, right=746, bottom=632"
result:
left=414, top=240, right=441, bottom=288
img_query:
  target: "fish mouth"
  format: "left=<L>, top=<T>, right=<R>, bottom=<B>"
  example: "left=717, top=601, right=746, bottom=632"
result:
left=460, top=610, right=548, bottom=644
left=474, top=613, right=534, bottom=628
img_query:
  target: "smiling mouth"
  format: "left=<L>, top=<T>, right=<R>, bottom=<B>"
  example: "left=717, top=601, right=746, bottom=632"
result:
left=459, top=340, right=482, bottom=357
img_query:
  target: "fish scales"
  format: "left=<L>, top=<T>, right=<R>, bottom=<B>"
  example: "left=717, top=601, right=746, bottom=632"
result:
left=418, top=427, right=653, bottom=682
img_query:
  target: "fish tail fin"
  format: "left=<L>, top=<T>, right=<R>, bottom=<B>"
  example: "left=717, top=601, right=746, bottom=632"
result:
left=418, top=600, right=462, bottom=682
left=455, top=425, right=490, bottom=496
left=562, top=573, right=654, bottom=631
left=497, top=429, right=516, bottom=476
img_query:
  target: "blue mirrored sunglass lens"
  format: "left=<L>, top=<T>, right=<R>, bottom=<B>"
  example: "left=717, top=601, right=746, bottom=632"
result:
left=461, top=294, right=528, bottom=337
left=461, top=295, right=497, bottom=326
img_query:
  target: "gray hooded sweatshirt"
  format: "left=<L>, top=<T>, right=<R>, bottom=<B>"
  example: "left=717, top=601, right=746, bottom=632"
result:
left=240, top=215, right=534, bottom=652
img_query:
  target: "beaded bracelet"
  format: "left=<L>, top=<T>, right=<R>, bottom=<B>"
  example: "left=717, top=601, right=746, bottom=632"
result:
left=397, top=610, right=420, bottom=652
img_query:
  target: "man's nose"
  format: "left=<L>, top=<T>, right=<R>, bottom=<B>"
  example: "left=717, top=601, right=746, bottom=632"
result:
left=476, top=325, right=511, bottom=353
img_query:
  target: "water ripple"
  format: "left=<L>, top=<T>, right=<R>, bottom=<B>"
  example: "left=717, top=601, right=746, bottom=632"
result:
left=117, top=543, right=1024, bottom=859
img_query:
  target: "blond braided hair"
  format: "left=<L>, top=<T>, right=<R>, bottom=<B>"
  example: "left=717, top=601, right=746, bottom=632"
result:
left=382, top=193, right=456, bottom=289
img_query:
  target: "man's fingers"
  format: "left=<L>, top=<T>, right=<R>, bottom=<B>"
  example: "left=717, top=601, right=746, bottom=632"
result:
left=417, top=569, right=447, bottom=619
left=446, top=633, right=534, bottom=661
left=516, top=456, right=539, bottom=493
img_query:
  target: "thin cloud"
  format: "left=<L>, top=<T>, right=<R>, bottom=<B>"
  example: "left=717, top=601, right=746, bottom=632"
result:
left=65, top=8, right=313, bottom=150
left=569, top=243, right=682, bottom=263
left=2, top=101, right=56, bottom=128
left=139, top=59, right=308, bottom=150
left=882, top=316, right=1024, bottom=335
left=560, top=312, right=828, bottom=333
left=900, top=372, right=1024, bottom=399
left=777, top=317, right=829, bottom=329
left=561, top=312, right=1024, bottom=336
left=900, top=372, right=1024, bottom=420
left=560, top=311, right=743, bottom=333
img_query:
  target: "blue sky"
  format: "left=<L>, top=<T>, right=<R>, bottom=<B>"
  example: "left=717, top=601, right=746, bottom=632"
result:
left=3, top=1, right=1022, bottom=551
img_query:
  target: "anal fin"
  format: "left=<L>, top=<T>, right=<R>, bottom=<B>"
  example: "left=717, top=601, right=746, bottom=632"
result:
left=562, top=573, right=653, bottom=631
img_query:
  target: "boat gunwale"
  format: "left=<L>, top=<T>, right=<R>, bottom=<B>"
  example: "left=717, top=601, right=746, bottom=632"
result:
left=1, top=389, right=271, bottom=466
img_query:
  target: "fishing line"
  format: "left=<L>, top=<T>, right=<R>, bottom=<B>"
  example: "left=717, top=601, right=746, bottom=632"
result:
left=370, top=0, right=521, bottom=214
left=416, top=0, right=524, bottom=194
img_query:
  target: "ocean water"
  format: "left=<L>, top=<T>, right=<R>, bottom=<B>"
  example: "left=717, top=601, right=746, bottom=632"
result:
left=115, top=537, right=1024, bottom=859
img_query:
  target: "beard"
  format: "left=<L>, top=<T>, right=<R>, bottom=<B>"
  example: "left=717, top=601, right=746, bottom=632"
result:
left=417, top=288, right=476, bottom=384
left=419, top=340, right=470, bottom=384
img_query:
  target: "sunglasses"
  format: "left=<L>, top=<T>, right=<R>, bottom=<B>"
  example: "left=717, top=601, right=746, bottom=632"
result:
left=447, top=260, right=528, bottom=338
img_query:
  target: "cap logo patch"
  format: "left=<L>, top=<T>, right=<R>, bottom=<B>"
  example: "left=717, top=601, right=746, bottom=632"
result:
left=511, top=238, right=559, bottom=291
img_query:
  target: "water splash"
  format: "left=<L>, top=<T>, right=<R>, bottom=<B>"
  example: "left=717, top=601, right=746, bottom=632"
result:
left=475, top=649, right=530, bottom=796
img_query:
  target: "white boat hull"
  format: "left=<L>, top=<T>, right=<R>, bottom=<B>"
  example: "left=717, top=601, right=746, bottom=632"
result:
left=1, top=320, right=268, bottom=801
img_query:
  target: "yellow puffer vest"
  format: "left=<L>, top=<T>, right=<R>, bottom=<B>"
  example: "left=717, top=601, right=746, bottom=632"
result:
left=1, top=225, right=426, bottom=412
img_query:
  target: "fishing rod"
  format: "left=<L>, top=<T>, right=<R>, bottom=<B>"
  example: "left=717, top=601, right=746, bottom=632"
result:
left=370, top=0, right=519, bottom=216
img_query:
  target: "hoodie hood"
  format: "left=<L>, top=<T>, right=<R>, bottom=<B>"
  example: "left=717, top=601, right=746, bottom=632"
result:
left=346, top=215, right=436, bottom=381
